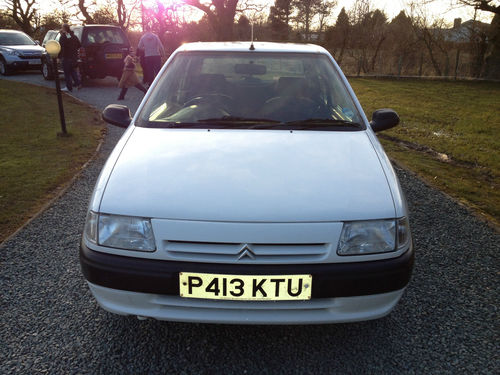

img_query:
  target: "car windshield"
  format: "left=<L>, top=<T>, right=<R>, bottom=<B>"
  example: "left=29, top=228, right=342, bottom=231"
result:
left=84, top=28, right=126, bottom=45
left=0, top=32, right=36, bottom=46
left=137, top=51, right=364, bottom=131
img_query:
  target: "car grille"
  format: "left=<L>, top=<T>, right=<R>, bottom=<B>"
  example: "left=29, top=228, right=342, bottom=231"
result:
left=163, top=240, right=329, bottom=263
left=20, top=54, right=41, bottom=60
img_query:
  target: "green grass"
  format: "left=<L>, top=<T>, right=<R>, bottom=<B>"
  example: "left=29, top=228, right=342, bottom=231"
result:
left=0, top=80, right=105, bottom=242
left=350, top=78, right=500, bottom=226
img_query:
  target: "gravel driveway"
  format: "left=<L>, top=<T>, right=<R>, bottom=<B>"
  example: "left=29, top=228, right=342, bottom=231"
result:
left=1, top=72, right=499, bottom=374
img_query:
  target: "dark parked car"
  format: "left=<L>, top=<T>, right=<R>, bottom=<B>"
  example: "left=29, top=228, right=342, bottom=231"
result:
left=0, top=29, right=44, bottom=75
left=41, top=25, right=130, bottom=81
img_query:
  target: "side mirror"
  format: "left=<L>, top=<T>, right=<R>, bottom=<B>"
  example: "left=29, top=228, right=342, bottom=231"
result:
left=102, top=104, right=132, bottom=128
left=370, top=109, right=399, bottom=132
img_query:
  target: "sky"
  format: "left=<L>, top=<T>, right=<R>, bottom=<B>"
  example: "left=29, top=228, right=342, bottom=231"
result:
left=8, top=0, right=495, bottom=25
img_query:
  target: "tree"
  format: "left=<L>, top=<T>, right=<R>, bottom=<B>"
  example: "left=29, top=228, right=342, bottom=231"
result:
left=454, top=0, right=500, bottom=15
left=183, top=0, right=239, bottom=41
left=34, top=11, right=70, bottom=40
left=268, top=0, right=292, bottom=40
left=4, top=0, right=38, bottom=35
left=484, top=12, right=500, bottom=77
left=117, top=0, right=141, bottom=30
left=0, top=9, right=18, bottom=29
left=409, top=3, right=451, bottom=76
left=325, top=7, right=350, bottom=63
left=454, top=0, right=500, bottom=78
left=78, top=0, right=95, bottom=24
left=235, top=14, right=250, bottom=40
left=387, top=11, right=417, bottom=75
left=293, top=0, right=321, bottom=41
left=91, top=6, right=118, bottom=25
left=76, top=0, right=139, bottom=29
left=316, top=0, right=336, bottom=39
left=348, top=1, right=388, bottom=74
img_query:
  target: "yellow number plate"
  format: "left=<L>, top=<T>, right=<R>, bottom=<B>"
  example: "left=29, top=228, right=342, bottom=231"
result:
left=105, top=53, right=122, bottom=59
left=179, top=272, right=312, bottom=301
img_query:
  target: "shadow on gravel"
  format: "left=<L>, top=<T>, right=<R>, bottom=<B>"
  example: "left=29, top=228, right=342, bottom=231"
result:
left=86, top=311, right=405, bottom=374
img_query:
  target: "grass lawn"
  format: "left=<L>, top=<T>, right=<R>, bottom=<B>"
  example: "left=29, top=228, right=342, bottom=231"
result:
left=0, top=80, right=104, bottom=242
left=350, top=78, right=500, bottom=227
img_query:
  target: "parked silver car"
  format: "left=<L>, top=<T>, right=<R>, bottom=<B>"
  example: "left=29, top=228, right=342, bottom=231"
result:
left=81, top=42, right=414, bottom=325
left=0, top=29, right=44, bottom=75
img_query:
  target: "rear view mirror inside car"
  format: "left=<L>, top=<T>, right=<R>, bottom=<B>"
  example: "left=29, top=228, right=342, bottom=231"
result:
left=234, top=63, right=266, bottom=75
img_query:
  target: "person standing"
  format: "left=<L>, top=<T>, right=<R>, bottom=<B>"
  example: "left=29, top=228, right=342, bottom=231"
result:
left=59, top=24, right=81, bottom=92
left=117, top=52, right=147, bottom=100
left=137, top=27, right=165, bottom=86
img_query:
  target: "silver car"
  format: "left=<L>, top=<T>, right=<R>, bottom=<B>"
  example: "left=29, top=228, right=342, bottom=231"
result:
left=81, top=42, right=414, bottom=325
left=0, top=29, right=44, bottom=75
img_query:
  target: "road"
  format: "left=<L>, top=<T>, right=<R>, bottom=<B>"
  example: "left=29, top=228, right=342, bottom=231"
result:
left=0, top=70, right=144, bottom=113
left=1, top=72, right=499, bottom=374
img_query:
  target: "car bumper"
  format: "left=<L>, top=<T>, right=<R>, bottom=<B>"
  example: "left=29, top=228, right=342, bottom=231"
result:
left=4, top=56, right=41, bottom=70
left=80, top=241, right=414, bottom=324
left=80, top=59, right=123, bottom=79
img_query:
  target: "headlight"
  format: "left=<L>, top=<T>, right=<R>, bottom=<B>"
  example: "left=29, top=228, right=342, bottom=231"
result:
left=84, top=212, right=156, bottom=251
left=337, top=218, right=410, bottom=256
left=6, top=49, right=20, bottom=56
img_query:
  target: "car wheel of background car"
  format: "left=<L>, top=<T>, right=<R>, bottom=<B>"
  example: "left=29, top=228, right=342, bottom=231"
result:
left=41, top=60, right=54, bottom=80
left=0, top=57, right=12, bottom=76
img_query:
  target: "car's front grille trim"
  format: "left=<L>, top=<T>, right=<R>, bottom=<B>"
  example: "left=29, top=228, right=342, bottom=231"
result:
left=163, top=240, right=329, bottom=263
left=20, top=55, right=41, bottom=59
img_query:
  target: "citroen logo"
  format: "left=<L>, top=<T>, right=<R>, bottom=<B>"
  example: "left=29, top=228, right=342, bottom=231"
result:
left=237, top=244, right=256, bottom=260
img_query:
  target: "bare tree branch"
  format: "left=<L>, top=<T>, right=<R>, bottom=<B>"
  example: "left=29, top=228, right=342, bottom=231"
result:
left=78, top=0, right=95, bottom=24
left=5, top=0, right=38, bottom=34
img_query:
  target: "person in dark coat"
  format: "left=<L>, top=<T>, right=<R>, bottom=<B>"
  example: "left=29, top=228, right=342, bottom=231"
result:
left=59, top=24, right=81, bottom=92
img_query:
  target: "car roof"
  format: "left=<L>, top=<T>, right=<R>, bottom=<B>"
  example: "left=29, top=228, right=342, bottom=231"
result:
left=176, top=42, right=329, bottom=54
left=0, top=29, right=27, bottom=34
left=73, top=25, right=122, bottom=29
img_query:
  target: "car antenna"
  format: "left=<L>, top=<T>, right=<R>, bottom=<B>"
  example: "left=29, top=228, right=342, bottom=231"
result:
left=249, top=24, right=255, bottom=50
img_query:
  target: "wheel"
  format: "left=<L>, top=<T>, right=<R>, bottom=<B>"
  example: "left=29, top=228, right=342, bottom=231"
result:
left=0, top=57, right=12, bottom=76
left=41, top=60, right=54, bottom=80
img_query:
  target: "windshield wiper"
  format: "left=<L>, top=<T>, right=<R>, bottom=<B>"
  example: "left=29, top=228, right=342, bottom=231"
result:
left=197, top=116, right=281, bottom=125
left=284, top=118, right=361, bottom=129
left=247, top=119, right=362, bottom=130
left=147, top=117, right=361, bottom=130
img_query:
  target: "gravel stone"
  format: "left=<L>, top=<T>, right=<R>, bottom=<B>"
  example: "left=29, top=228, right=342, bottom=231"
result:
left=1, top=73, right=498, bottom=374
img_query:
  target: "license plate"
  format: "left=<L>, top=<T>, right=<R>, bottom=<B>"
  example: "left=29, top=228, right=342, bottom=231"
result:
left=105, top=53, right=122, bottom=59
left=179, top=272, right=312, bottom=301
left=29, top=59, right=40, bottom=65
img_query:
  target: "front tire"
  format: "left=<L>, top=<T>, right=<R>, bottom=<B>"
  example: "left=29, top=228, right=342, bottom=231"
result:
left=0, top=57, right=12, bottom=76
left=41, top=60, right=54, bottom=80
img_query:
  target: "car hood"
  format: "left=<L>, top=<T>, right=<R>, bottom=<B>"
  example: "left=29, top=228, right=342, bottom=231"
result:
left=99, top=127, right=395, bottom=222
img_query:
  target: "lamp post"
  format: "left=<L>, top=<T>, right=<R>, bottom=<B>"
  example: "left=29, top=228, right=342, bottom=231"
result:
left=45, top=40, right=68, bottom=136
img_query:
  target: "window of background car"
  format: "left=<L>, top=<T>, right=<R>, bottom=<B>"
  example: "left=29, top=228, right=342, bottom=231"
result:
left=42, top=31, right=56, bottom=45
left=72, top=27, right=82, bottom=41
left=0, top=31, right=36, bottom=46
left=137, top=52, right=363, bottom=129
left=84, top=28, right=126, bottom=45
